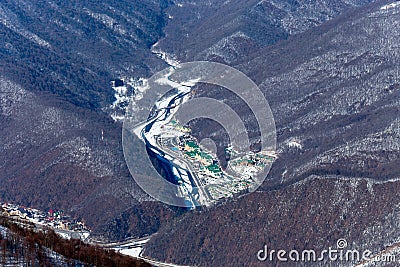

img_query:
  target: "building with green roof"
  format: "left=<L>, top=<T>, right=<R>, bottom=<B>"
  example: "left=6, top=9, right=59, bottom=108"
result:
left=185, top=141, right=199, bottom=151
left=205, top=164, right=222, bottom=177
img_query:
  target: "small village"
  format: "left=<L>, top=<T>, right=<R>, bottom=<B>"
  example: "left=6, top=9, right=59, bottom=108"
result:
left=157, top=118, right=277, bottom=201
left=1, top=202, right=90, bottom=240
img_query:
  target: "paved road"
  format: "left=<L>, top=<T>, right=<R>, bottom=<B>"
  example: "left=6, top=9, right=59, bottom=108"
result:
left=139, top=256, right=193, bottom=267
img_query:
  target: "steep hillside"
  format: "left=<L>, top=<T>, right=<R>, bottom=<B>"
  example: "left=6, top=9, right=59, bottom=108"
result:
left=156, top=0, right=374, bottom=64
left=144, top=177, right=400, bottom=266
left=0, top=0, right=169, bottom=108
left=0, top=76, right=180, bottom=239
left=0, top=0, right=178, bottom=239
left=245, top=0, right=400, bottom=187
left=0, top=212, right=151, bottom=266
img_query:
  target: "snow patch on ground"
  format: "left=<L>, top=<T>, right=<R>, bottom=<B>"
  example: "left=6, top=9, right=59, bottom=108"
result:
left=130, top=77, right=150, bottom=99
left=0, top=77, right=34, bottom=116
left=109, top=238, right=149, bottom=258
left=83, top=8, right=127, bottom=35
left=151, top=41, right=180, bottom=67
left=58, top=137, right=114, bottom=177
left=119, top=247, right=142, bottom=257
left=109, top=77, right=149, bottom=121
left=287, top=139, right=303, bottom=150
left=110, top=237, right=193, bottom=267
left=199, top=31, right=252, bottom=63
left=108, top=41, right=180, bottom=122
left=334, top=175, right=400, bottom=186
left=0, top=4, right=51, bottom=48
left=381, top=1, right=400, bottom=10
left=0, top=225, right=8, bottom=237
